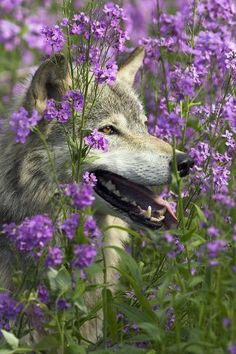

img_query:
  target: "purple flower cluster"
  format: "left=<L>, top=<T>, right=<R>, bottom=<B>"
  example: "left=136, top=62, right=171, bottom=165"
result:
left=164, top=234, right=185, bottom=258
left=0, top=292, right=22, bottom=334
left=82, top=172, right=97, bottom=187
left=10, top=107, right=42, bottom=143
left=207, top=240, right=227, bottom=259
left=44, top=90, right=84, bottom=124
left=103, top=2, right=129, bottom=51
left=45, top=246, right=63, bottom=268
left=61, top=182, right=95, bottom=209
left=169, top=65, right=201, bottom=101
left=0, top=0, right=23, bottom=12
left=93, top=61, right=118, bottom=85
left=59, top=213, right=80, bottom=240
left=0, top=19, right=20, bottom=51
left=41, top=25, right=65, bottom=54
left=73, top=244, right=97, bottom=269
left=150, top=105, right=184, bottom=142
left=37, top=285, right=49, bottom=304
left=84, top=129, right=109, bottom=151
left=3, top=215, right=54, bottom=256
left=84, top=215, right=101, bottom=239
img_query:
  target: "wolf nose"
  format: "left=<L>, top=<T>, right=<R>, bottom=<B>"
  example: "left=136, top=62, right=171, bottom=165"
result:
left=176, top=153, right=194, bottom=177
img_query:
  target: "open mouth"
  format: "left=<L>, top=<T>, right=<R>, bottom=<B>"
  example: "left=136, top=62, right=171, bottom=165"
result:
left=93, top=170, right=177, bottom=230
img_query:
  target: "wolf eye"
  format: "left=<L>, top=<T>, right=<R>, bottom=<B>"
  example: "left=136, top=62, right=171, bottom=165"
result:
left=99, top=125, right=116, bottom=135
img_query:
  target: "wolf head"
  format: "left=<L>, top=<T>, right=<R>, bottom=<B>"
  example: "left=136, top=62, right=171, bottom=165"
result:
left=0, top=48, right=193, bottom=228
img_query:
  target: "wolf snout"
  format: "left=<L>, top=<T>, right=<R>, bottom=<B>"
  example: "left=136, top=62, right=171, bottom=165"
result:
left=175, top=153, right=194, bottom=177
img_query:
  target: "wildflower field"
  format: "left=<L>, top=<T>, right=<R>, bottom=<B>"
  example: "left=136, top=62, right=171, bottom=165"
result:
left=0, top=0, right=236, bottom=353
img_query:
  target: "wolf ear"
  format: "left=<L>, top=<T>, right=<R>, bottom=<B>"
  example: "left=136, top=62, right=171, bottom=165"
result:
left=24, top=54, right=71, bottom=114
left=117, top=47, right=145, bottom=86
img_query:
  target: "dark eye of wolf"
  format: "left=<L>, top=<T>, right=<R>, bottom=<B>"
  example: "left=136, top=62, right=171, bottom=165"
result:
left=99, top=125, right=116, bottom=135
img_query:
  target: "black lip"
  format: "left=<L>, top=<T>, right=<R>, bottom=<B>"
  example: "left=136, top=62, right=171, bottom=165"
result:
left=94, top=170, right=164, bottom=230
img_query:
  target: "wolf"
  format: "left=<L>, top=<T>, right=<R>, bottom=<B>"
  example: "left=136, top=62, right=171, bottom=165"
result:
left=0, top=47, right=193, bottom=342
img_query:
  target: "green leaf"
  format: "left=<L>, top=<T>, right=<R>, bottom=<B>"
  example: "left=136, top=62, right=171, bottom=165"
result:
left=192, top=203, right=207, bottom=223
left=48, top=266, right=71, bottom=292
left=0, top=350, right=15, bottom=354
left=65, top=343, right=87, bottom=354
left=106, top=246, right=142, bottom=286
left=105, top=289, right=118, bottom=342
left=34, top=335, right=60, bottom=351
left=188, top=276, right=203, bottom=288
left=1, top=331, right=19, bottom=350
left=138, top=322, right=161, bottom=343
left=182, top=226, right=197, bottom=241
left=115, top=303, right=153, bottom=325
left=72, top=281, right=86, bottom=301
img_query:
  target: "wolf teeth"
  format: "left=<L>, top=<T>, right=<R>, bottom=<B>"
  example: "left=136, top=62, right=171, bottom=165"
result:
left=122, top=196, right=129, bottom=202
left=105, top=180, right=116, bottom=191
left=144, top=206, right=152, bottom=218
left=150, top=215, right=165, bottom=223
left=131, top=201, right=137, bottom=206
left=158, top=207, right=166, bottom=216
left=114, top=190, right=121, bottom=197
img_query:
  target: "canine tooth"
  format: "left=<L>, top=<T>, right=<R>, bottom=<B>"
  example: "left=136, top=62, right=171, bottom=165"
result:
left=122, top=197, right=129, bottom=202
left=131, top=201, right=137, bottom=206
left=113, top=190, right=121, bottom=197
left=106, top=180, right=116, bottom=191
left=144, top=206, right=152, bottom=218
left=158, top=207, right=167, bottom=216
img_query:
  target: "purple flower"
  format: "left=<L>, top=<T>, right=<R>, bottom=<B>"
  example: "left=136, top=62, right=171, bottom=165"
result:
left=0, top=20, right=20, bottom=51
left=103, top=3, right=129, bottom=51
left=37, top=285, right=49, bottom=304
left=169, top=65, right=201, bottom=101
left=82, top=172, right=97, bottom=187
left=62, top=182, right=95, bottom=209
left=0, top=292, right=22, bottom=334
left=10, top=107, right=42, bottom=143
left=167, top=237, right=184, bottom=258
left=41, top=25, right=65, bottom=54
left=207, top=239, right=227, bottom=258
left=26, top=304, right=45, bottom=331
left=93, top=61, right=118, bottom=85
left=45, top=246, right=63, bottom=268
left=3, top=215, right=54, bottom=255
left=44, top=98, right=71, bottom=123
left=0, top=0, right=23, bottom=12
left=207, top=227, right=219, bottom=238
left=164, top=233, right=174, bottom=243
left=59, top=213, right=80, bottom=240
left=84, top=216, right=101, bottom=239
left=73, top=244, right=97, bottom=268
left=2, top=223, right=17, bottom=239
left=228, top=344, right=236, bottom=354
left=165, top=307, right=176, bottom=330
left=70, top=12, right=90, bottom=39
left=190, top=142, right=210, bottom=167
left=84, top=129, right=108, bottom=151
left=56, top=298, right=70, bottom=311
left=67, top=90, right=84, bottom=112
left=44, top=90, right=84, bottom=123
left=151, top=104, right=184, bottom=143
left=92, top=20, right=106, bottom=39
left=223, top=317, right=231, bottom=328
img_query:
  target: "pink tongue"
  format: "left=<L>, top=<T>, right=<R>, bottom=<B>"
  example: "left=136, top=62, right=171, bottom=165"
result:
left=154, top=196, right=178, bottom=224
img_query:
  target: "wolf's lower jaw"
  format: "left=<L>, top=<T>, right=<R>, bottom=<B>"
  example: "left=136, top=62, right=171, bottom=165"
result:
left=94, top=170, right=177, bottom=230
